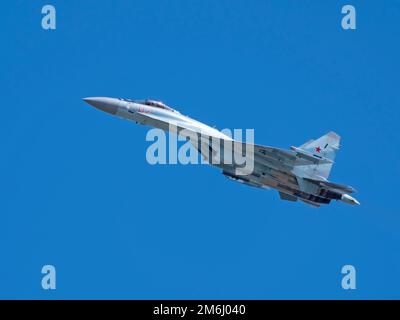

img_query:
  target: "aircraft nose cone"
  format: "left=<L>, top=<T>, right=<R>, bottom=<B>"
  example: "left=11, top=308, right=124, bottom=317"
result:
left=83, top=97, right=119, bottom=115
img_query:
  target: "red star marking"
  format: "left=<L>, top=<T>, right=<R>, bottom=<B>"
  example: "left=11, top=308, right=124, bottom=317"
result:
left=315, top=146, right=321, bottom=153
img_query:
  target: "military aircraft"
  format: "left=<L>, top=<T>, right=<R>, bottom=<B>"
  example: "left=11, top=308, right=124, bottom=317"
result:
left=83, top=97, right=359, bottom=207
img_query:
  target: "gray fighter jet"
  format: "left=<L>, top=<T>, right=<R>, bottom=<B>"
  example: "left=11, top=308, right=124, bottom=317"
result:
left=83, top=97, right=359, bottom=207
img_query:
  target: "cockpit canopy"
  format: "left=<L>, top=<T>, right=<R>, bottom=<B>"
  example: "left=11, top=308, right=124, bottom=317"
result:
left=141, top=99, right=175, bottom=111
left=119, top=98, right=178, bottom=113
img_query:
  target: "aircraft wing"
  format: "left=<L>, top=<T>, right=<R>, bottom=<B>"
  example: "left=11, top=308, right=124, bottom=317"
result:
left=178, top=129, right=300, bottom=174
left=253, top=144, right=297, bottom=163
left=189, top=134, right=297, bottom=167
left=167, top=127, right=341, bottom=183
left=147, top=118, right=310, bottom=169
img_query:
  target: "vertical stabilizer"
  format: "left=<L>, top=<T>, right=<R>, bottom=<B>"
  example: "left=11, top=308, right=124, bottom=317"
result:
left=296, top=131, right=340, bottom=179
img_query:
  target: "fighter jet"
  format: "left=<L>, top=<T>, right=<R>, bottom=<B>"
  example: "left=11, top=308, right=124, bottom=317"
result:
left=83, top=97, right=359, bottom=207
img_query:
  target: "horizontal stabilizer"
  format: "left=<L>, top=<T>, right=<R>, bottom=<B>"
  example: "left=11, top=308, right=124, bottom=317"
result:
left=305, top=178, right=356, bottom=194
left=279, top=192, right=298, bottom=202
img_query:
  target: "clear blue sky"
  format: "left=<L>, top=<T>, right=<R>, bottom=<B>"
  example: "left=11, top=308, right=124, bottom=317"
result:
left=1, top=0, right=399, bottom=299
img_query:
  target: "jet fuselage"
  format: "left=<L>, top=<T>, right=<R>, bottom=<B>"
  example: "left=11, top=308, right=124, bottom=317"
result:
left=83, top=97, right=359, bottom=207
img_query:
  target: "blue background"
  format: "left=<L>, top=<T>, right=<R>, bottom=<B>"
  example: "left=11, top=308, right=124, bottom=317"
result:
left=1, top=0, right=399, bottom=299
